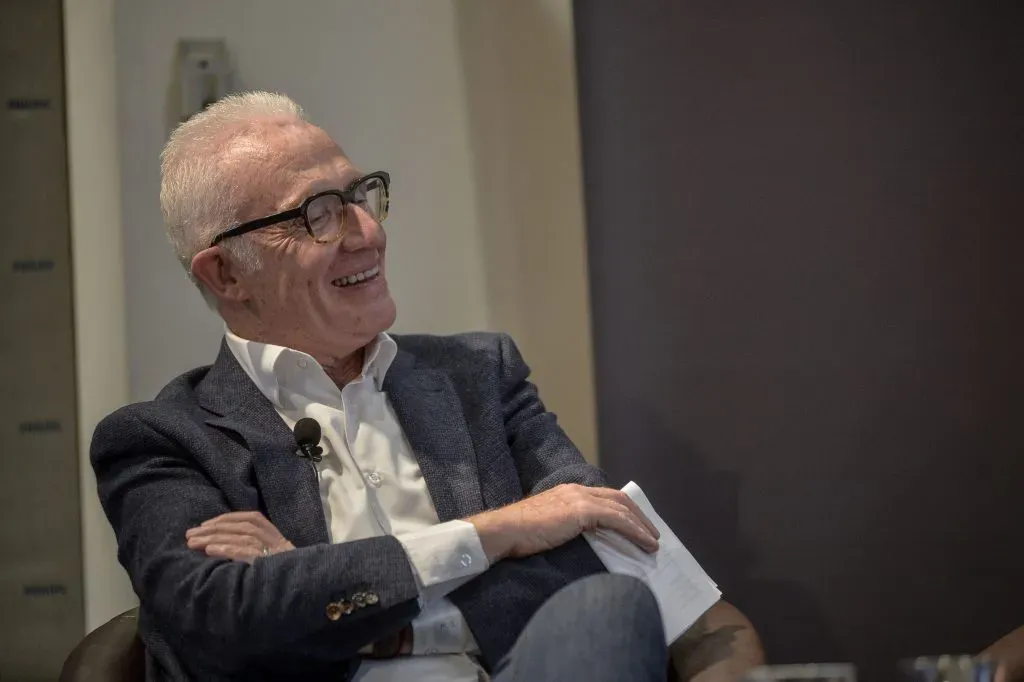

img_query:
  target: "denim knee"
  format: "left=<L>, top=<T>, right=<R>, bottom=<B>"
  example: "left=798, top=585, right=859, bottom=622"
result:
left=576, top=573, right=662, bottom=631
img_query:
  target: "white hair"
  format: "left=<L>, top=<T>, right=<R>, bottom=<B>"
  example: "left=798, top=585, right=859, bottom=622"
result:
left=160, top=91, right=307, bottom=309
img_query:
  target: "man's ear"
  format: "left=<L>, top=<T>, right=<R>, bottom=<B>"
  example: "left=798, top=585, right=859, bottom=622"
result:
left=191, top=247, right=248, bottom=303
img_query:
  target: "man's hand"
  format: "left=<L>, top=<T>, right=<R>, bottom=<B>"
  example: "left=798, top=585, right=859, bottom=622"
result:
left=186, top=511, right=295, bottom=563
left=468, top=483, right=660, bottom=562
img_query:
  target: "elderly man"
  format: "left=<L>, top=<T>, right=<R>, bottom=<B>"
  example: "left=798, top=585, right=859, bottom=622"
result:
left=92, top=92, right=763, bottom=682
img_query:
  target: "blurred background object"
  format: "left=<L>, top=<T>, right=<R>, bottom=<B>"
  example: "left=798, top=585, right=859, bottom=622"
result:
left=743, top=663, right=857, bottom=682
left=899, top=655, right=999, bottom=682
left=981, top=626, right=1024, bottom=682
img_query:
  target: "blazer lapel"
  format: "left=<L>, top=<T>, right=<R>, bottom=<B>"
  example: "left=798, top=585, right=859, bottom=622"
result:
left=384, top=350, right=485, bottom=522
left=198, top=341, right=329, bottom=548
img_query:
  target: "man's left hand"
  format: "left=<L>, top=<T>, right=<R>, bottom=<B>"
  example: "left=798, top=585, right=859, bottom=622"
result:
left=186, top=511, right=295, bottom=563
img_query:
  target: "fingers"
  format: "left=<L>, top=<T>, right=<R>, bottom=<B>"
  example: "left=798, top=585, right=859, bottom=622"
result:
left=187, top=532, right=263, bottom=552
left=187, top=521, right=279, bottom=547
left=588, top=499, right=660, bottom=553
left=204, top=543, right=262, bottom=563
left=556, top=485, right=658, bottom=553
left=584, top=487, right=660, bottom=540
left=187, top=531, right=263, bottom=564
left=200, top=511, right=275, bottom=532
left=187, top=511, right=295, bottom=558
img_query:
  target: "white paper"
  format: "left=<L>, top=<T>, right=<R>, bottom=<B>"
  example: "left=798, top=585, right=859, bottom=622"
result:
left=584, top=481, right=721, bottom=644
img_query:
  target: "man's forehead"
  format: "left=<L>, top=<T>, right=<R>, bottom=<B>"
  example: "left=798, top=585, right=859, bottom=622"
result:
left=220, top=119, right=345, bottom=165
left=220, top=119, right=356, bottom=211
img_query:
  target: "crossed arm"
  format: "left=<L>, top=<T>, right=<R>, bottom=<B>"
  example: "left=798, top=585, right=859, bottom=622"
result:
left=190, top=504, right=764, bottom=682
left=103, top=333, right=764, bottom=679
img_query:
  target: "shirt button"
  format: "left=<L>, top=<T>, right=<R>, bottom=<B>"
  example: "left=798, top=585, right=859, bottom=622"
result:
left=460, top=553, right=472, bottom=567
left=297, top=357, right=308, bottom=368
left=425, top=647, right=438, bottom=655
left=365, top=471, right=382, bottom=487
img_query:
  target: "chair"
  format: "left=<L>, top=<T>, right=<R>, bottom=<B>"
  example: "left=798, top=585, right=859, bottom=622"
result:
left=59, top=608, right=145, bottom=682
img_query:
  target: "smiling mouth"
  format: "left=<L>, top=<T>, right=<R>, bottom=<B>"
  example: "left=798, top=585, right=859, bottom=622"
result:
left=331, top=264, right=381, bottom=288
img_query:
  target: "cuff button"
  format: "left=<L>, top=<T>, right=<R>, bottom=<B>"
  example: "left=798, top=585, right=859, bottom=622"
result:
left=365, top=592, right=379, bottom=605
left=326, top=602, right=343, bottom=621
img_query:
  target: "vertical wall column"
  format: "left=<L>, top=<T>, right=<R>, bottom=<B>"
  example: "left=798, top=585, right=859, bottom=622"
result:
left=455, top=0, right=599, bottom=462
left=64, top=0, right=136, bottom=633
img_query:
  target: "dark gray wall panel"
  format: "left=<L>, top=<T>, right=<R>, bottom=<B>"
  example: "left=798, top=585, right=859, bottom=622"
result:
left=574, top=3, right=1024, bottom=680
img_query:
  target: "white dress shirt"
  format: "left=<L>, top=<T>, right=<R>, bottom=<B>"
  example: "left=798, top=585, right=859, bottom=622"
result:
left=225, top=330, right=490, bottom=682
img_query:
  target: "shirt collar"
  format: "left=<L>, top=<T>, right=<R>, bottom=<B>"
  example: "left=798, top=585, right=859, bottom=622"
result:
left=224, top=328, right=397, bottom=409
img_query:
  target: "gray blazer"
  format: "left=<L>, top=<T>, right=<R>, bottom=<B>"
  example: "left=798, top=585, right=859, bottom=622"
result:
left=92, top=332, right=607, bottom=681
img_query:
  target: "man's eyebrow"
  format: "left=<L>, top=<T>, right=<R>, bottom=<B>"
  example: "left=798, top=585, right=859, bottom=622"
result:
left=285, top=171, right=365, bottom=206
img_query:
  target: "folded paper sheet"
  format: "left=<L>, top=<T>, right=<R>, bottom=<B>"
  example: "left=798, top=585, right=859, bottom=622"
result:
left=584, top=481, right=722, bottom=643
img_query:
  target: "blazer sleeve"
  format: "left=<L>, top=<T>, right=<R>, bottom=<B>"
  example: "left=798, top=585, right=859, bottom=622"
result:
left=497, top=333, right=608, bottom=493
left=91, top=406, right=421, bottom=676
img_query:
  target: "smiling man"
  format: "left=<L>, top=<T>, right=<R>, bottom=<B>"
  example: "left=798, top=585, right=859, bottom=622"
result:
left=92, top=92, right=762, bottom=682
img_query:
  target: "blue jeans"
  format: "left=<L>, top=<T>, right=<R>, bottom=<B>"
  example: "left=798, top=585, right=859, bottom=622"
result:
left=491, top=573, right=668, bottom=682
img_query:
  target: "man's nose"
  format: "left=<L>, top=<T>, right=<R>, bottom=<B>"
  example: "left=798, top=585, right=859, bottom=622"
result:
left=340, top=205, right=384, bottom=251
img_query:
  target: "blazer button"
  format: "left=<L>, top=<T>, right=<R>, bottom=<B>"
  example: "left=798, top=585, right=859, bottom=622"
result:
left=340, top=600, right=354, bottom=615
left=365, top=592, right=379, bottom=606
left=326, top=602, right=343, bottom=621
left=353, top=592, right=367, bottom=608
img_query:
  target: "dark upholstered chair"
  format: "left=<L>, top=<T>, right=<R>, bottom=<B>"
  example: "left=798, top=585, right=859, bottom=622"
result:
left=59, top=608, right=145, bottom=682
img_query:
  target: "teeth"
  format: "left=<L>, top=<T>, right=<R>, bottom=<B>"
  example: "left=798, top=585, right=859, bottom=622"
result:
left=333, top=264, right=380, bottom=287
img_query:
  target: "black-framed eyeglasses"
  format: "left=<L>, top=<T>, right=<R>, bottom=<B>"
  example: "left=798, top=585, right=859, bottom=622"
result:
left=209, top=171, right=390, bottom=247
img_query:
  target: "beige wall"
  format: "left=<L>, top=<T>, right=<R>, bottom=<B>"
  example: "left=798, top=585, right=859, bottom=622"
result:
left=67, top=0, right=597, bottom=631
left=455, top=0, right=598, bottom=463
left=63, top=0, right=137, bottom=631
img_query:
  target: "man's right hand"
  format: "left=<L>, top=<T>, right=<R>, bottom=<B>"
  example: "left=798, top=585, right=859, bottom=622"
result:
left=468, top=483, right=660, bottom=563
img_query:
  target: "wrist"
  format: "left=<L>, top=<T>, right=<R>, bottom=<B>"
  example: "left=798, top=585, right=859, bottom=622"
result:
left=468, top=509, right=512, bottom=563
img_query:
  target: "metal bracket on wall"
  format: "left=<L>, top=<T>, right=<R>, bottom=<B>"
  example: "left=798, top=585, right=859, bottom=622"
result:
left=175, top=39, right=233, bottom=124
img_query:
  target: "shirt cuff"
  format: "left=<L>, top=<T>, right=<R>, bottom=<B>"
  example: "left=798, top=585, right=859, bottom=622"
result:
left=396, top=519, right=488, bottom=603
left=410, top=598, right=480, bottom=656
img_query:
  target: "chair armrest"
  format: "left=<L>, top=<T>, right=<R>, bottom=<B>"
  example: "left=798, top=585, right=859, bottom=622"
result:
left=60, top=608, right=145, bottom=682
